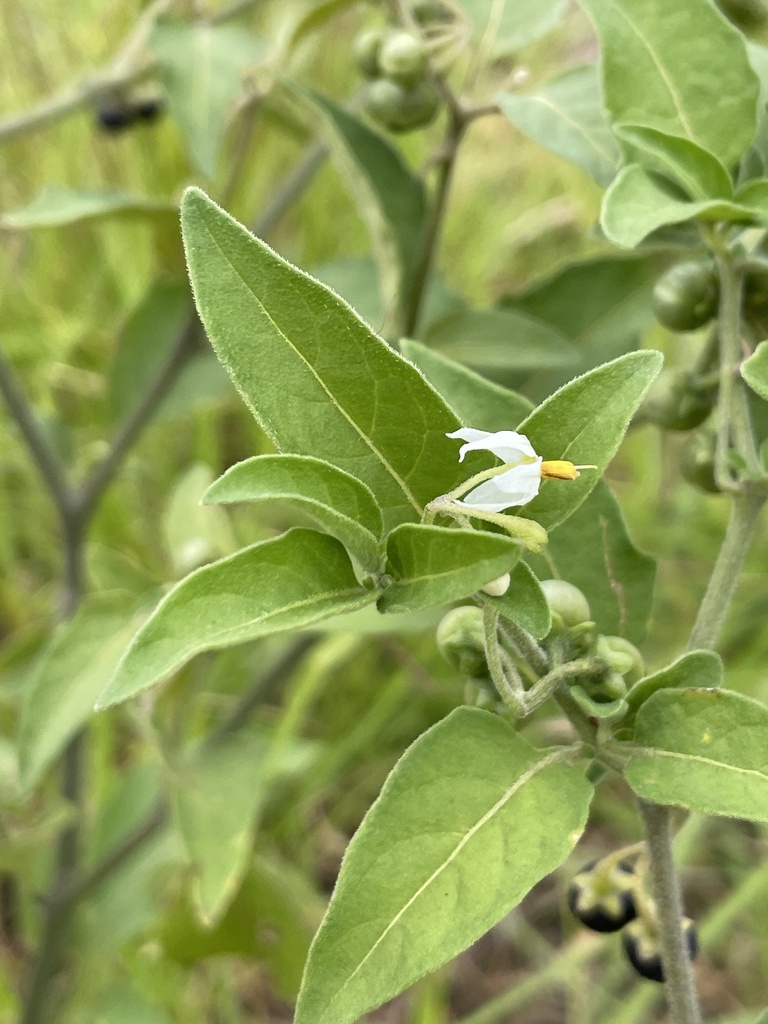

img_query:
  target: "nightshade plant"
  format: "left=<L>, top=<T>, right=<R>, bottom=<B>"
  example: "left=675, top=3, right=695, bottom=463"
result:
left=4, top=0, right=768, bottom=1023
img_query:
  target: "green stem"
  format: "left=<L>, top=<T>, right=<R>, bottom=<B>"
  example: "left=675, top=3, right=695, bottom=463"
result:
left=689, top=490, right=765, bottom=651
left=636, top=801, right=701, bottom=1024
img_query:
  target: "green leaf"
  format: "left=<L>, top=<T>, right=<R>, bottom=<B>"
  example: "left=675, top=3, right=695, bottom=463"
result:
left=109, top=281, right=190, bottom=423
left=158, top=353, right=232, bottom=420
left=742, top=339, right=768, bottom=400
left=297, top=92, right=426, bottom=329
left=18, top=593, right=149, bottom=792
left=380, top=524, right=522, bottom=613
left=579, top=0, right=759, bottom=168
left=617, top=649, right=723, bottom=739
left=295, top=707, right=592, bottom=1024
left=615, top=125, right=734, bottom=200
left=203, top=454, right=384, bottom=571
left=96, top=529, right=376, bottom=709
left=498, top=64, right=620, bottom=185
left=529, top=481, right=656, bottom=643
left=461, top=0, right=568, bottom=54
left=173, top=732, right=271, bottom=924
left=511, top=351, right=663, bottom=529
left=400, top=339, right=533, bottom=432
left=180, top=188, right=463, bottom=531
left=601, top=165, right=760, bottom=249
left=164, top=463, right=236, bottom=575
left=1, top=185, right=176, bottom=230
left=151, top=20, right=265, bottom=176
left=424, top=308, right=578, bottom=376
left=489, top=561, right=551, bottom=638
left=625, top=688, right=768, bottom=822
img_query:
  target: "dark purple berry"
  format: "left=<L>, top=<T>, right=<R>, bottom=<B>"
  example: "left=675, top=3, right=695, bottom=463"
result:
left=622, top=917, right=698, bottom=983
left=96, top=104, right=136, bottom=133
left=133, top=98, right=164, bottom=122
left=568, top=860, right=638, bottom=933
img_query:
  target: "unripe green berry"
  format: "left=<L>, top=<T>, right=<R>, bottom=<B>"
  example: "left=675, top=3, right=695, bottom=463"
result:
left=540, top=579, right=591, bottom=630
left=353, top=28, right=386, bottom=79
left=362, top=77, right=439, bottom=133
left=436, top=606, right=488, bottom=679
left=652, top=261, right=719, bottom=332
left=378, top=30, right=427, bottom=83
left=640, top=369, right=713, bottom=432
left=680, top=430, right=720, bottom=494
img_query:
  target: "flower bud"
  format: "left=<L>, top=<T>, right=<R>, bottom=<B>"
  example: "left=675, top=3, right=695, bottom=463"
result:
left=480, top=572, right=510, bottom=597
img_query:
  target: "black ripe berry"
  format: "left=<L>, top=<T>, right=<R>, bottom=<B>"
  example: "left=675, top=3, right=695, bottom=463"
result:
left=622, top=917, right=698, bottom=983
left=96, top=104, right=136, bottom=133
left=133, top=98, right=164, bottom=122
left=568, top=860, right=638, bottom=933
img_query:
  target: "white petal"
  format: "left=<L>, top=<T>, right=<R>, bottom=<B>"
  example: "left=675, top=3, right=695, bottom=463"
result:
left=458, top=460, right=542, bottom=512
left=448, top=429, right=537, bottom=465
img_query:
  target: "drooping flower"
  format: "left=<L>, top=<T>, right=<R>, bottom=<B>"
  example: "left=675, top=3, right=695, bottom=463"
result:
left=446, top=428, right=580, bottom=513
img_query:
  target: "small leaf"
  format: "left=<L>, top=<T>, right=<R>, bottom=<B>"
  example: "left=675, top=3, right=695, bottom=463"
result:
left=1, top=185, right=175, bottom=229
left=579, top=0, right=759, bottom=168
left=461, top=0, right=568, bottom=54
left=164, top=463, right=236, bottom=575
left=295, top=707, right=592, bottom=1024
left=297, top=91, right=426, bottom=330
left=489, top=561, right=551, bottom=638
left=109, top=281, right=190, bottom=424
left=498, top=64, right=620, bottom=186
left=512, top=351, right=663, bottom=529
left=151, top=20, right=265, bottom=176
left=380, top=524, right=522, bottom=613
left=742, top=339, right=768, bottom=401
left=181, top=188, right=463, bottom=532
left=617, top=649, right=723, bottom=739
left=615, top=125, right=734, bottom=200
left=400, top=339, right=533, bottom=432
left=96, top=529, right=376, bottom=709
left=18, top=593, right=149, bottom=791
left=424, top=308, right=578, bottom=376
left=625, top=688, right=768, bottom=822
left=203, top=454, right=384, bottom=570
left=529, top=481, right=656, bottom=643
left=602, top=165, right=760, bottom=249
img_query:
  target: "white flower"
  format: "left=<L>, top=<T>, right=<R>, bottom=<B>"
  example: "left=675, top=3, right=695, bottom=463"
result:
left=446, top=428, right=580, bottom=513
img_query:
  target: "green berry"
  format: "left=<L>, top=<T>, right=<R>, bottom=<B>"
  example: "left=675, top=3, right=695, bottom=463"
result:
left=680, top=430, right=721, bottom=494
left=652, top=261, right=719, bottom=332
left=436, top=606, right=488, bottom=679
left=353, top=28, right=386, bottom=79
left=378, top=30, right=427, bottom=83
left=640, top=369, right=713, bottom=432
left=362, top=77, right=439, bottom=133
left=540, top=579, right=591, bottom=630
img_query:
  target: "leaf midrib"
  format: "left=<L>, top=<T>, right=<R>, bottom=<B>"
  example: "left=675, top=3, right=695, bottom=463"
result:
left=629, top=746, right=768, bottom=782
left=200, top=213, right=423, bottom=519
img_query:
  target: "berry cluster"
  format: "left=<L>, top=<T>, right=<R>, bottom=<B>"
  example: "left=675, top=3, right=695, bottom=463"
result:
left=569, top=857, right=699, bottom=982
left=354, top=16, right=440, bottom=134
left=96, top=97, right=164, bottom=134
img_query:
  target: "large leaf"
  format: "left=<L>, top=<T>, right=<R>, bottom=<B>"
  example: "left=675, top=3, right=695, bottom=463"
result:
left=578, top=0, right=759, bottom=169
left=1, top=185, right=175, bottom=230
left=400, top=339, right=533, bottom=432
left=295, top=707, right=592, bottom=1024
left=424, top=308, right=578, bottom=376
left=742, top=339, right=768, bottom=401
left=461, top=0, right=568, bottom=54
left=625, top=688, right=768, bottom=822
left=18, top=593, right=149, bottom=792
left=493, top=351, right=663, bottom=530
left=181, top=188, right=463, bottom=531
left=151, top=21, right=265, bottom=176
left=380, top=524, right=522, bottom=613
left=299, top=92, right=426, bottom=329
left=498, top=64, right=620, bottom=186
left=529, top=481, right=656, bottom=643
left=96, top=529, right=376, bottom=709
left=203, top=454, right=384, bottom=571
left=602, top=165, right=763, bottom=248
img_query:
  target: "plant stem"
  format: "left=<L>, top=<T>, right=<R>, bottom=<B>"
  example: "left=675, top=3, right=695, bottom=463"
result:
left=636, top=800, right=701, bottom=1024
left=688, top=490, right=765, bottom=651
